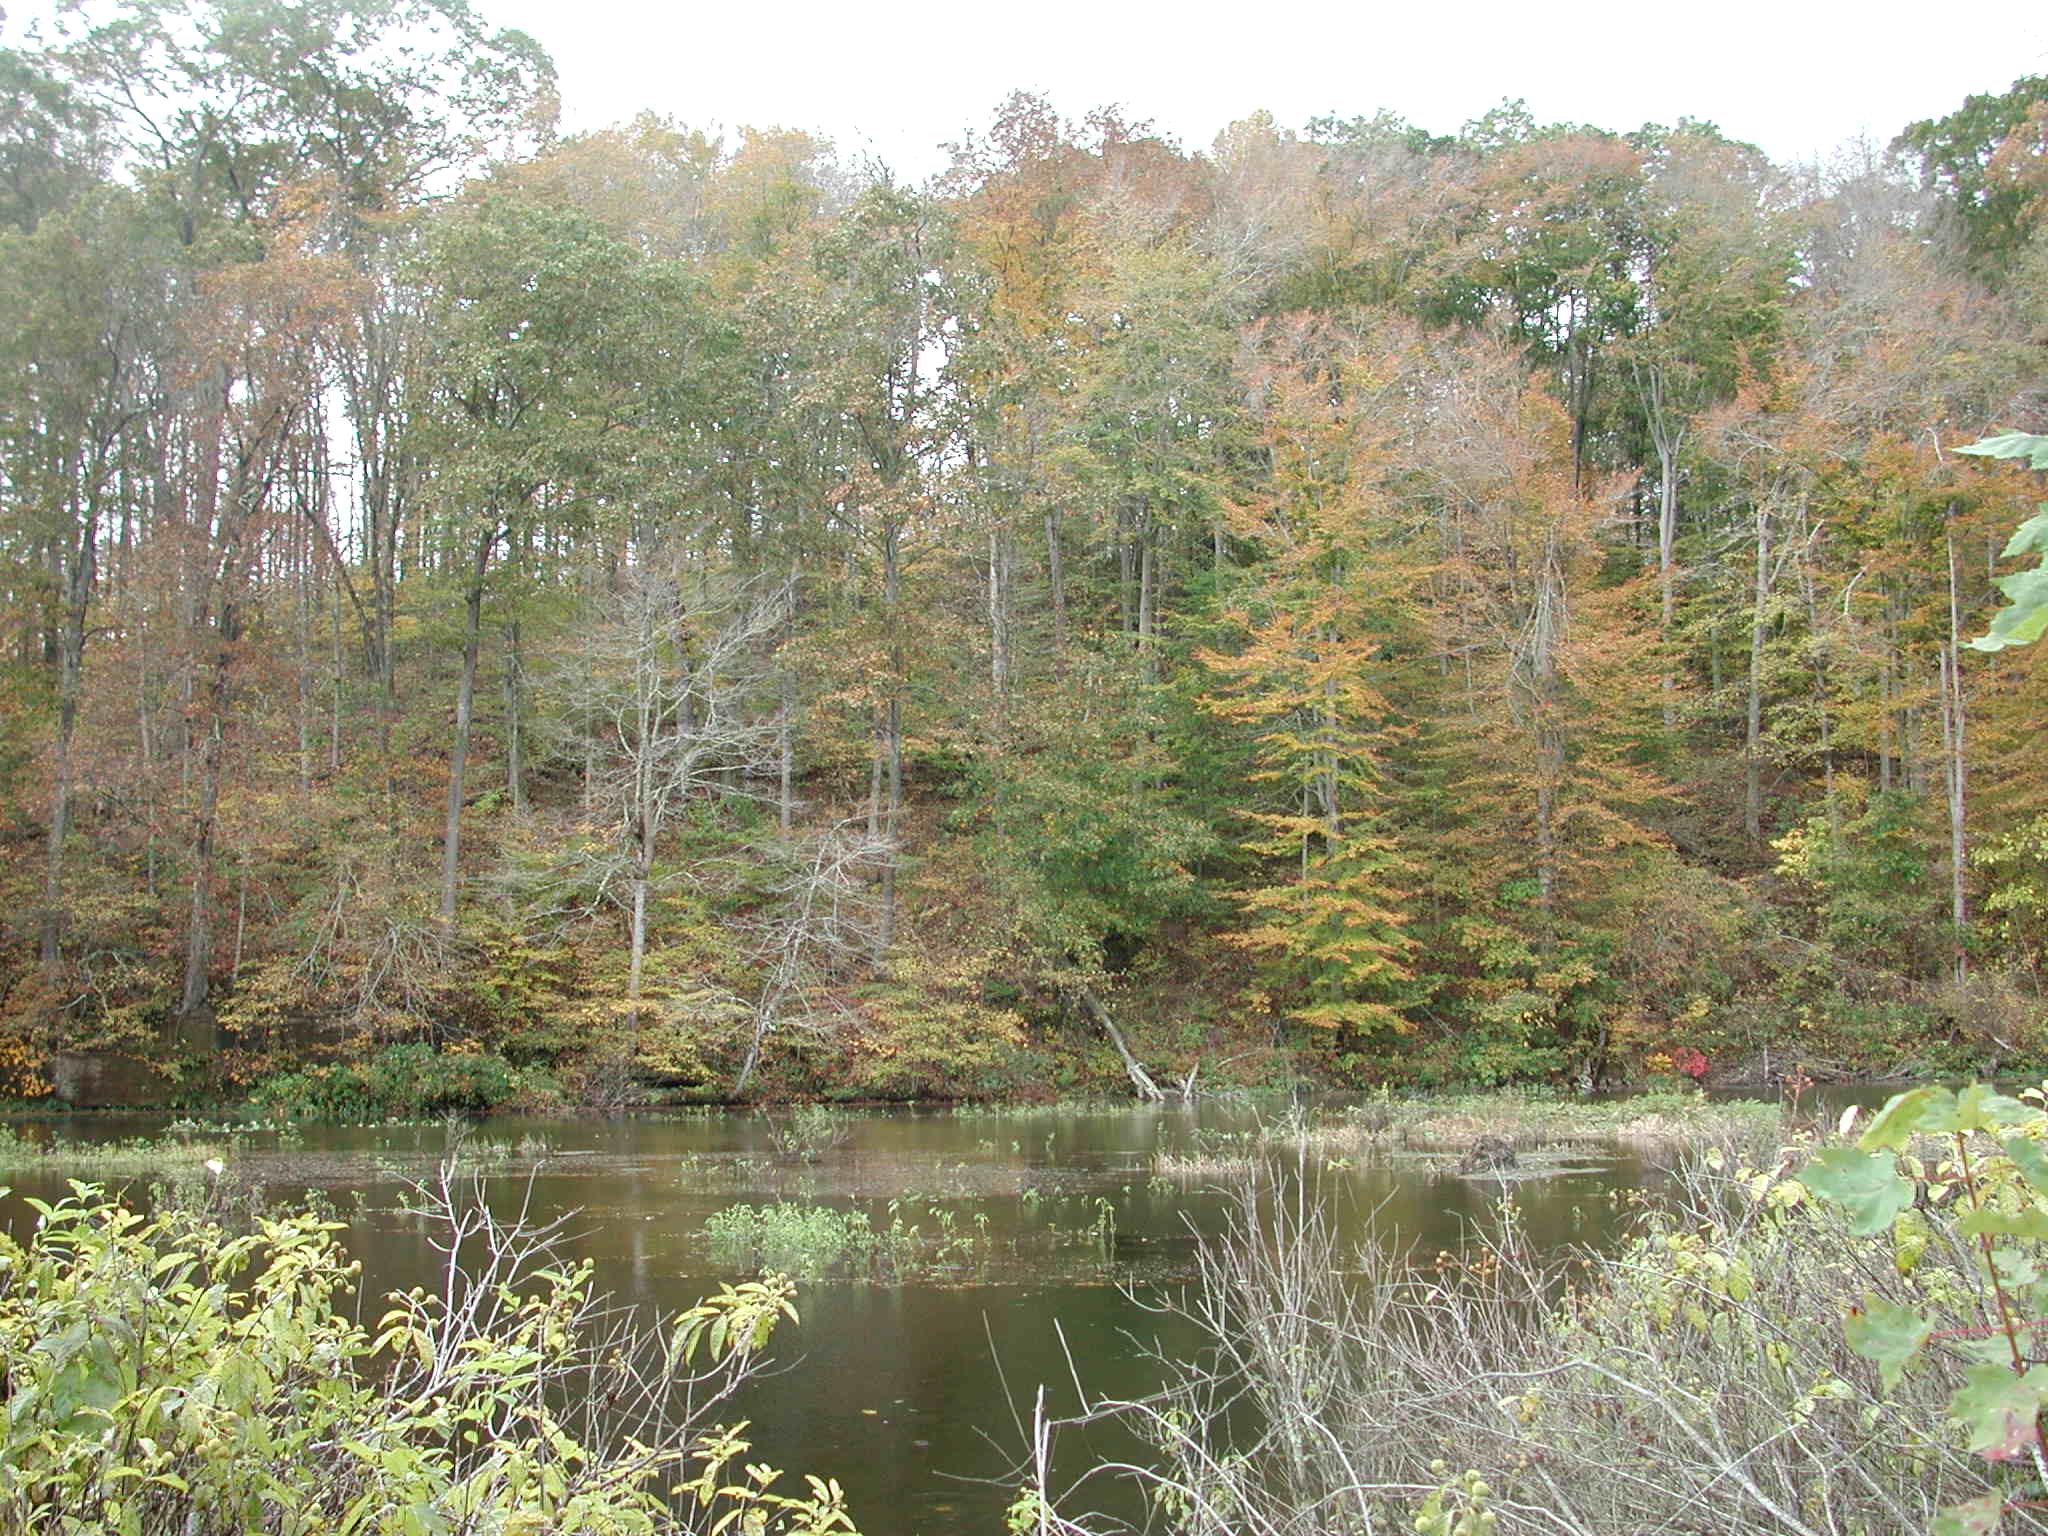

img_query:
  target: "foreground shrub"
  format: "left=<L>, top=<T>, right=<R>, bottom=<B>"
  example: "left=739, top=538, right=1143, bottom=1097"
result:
left=0, top=1173, right=858, bottom=1535
left=1025, top=1141, right=2042, bottom=1535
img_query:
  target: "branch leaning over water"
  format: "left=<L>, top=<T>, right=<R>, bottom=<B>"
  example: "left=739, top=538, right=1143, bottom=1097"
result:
left=1068, top=984, right=1163, bottom=1102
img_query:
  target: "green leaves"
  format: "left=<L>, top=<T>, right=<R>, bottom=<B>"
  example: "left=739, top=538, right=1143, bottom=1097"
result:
left=672, top=1274, right=800, bottom=1363
left=1935, top=1493, right=2005, bottom=1536
left=1800, top=1148, right=1912, bottom=1235
left=1957, top=431, right=2048, bottom=650
left=0, top=1185, right=843, bottom=1535
left=1842, top=1297, right=1933, bottom=1391
left=1957, top=431, right=2048, bottom=472
left=1975, top=543, right=2048, bottom=651
left=1805, top=1082, right=2048, bottom=1534
left=1998, top=507, right=2048, bottom=560
left=1958, top=1203, right=2048, bottom=1240
left=1856, top=1083, right=2031, bottom=1150
left=2003, top=1133, right=2048, bottom=1198
left=1956, top=1084, right=2036, bottom=1132
left=1857, top=1085, right=1959, bottom=1149
left=1953, top=1361, right=2048, bottom=1460
left=30, top=1315, right=135, bottom=1430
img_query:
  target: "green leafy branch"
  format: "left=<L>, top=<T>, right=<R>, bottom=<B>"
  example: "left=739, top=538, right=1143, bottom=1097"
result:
left=1804, top=1083, right=2048, bottom=1535
left=1956, top=431, right=2048, bottom=651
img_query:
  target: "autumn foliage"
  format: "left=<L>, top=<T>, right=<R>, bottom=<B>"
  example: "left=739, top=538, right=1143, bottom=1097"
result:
left=2, top=14, right=2046, bottom=1102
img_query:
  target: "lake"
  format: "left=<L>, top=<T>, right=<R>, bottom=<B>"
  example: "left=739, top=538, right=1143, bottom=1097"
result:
left=0, top=1094, right=1785, bottom=1535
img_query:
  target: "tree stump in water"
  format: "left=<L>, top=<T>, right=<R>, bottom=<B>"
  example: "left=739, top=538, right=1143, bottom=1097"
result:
left=1458, top=1135, right=1518, bottom=1173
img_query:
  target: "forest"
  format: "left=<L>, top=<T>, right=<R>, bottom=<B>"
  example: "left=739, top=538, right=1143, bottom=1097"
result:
left=3, top=0, right=2047, bottom=1110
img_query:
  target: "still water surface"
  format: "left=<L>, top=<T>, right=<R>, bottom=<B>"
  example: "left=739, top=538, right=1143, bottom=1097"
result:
left=5, top=1100, right=1721, bottom=1535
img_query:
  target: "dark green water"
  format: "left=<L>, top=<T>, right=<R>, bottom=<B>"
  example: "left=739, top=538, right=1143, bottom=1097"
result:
left=0, top=1099, right=1731, bottom=1534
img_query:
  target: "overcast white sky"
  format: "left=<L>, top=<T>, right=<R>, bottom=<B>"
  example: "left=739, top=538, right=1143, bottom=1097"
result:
left=8, top=0, right=2047, bottom=180
left=472, top=0, right=2048, bottom=179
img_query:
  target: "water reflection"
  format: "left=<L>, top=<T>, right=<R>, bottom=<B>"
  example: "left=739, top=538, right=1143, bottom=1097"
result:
left=2, top=1098, right=1758, bottom=1536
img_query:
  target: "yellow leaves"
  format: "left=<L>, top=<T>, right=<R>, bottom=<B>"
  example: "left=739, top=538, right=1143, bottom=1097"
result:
left=1893, top=1208, right=1933, bottom=1276
left=1771, top=822, right=1820, bottom=883
left=1293, top=999, right=1416, bottom=1036
left=0, top=1026, right=51, bottom=1100
left=1533, top=956, right=1596, bottom=995
left=1502, top=1390, right=1545, bottom=1427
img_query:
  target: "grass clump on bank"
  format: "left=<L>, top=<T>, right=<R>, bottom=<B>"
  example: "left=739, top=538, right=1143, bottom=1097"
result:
left=704, top=1201, right=883, bottom=1278
left=1152, top=1091, right=1786, bottom=1181
left=0, top=1123, right=239, bottom=1178
left=760, top=1104, right=855, bottom=1163
left=1314, top=1088, right=1784, bottom=1157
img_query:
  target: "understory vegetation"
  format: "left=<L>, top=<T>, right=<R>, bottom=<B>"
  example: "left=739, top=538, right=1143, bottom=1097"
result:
left=1034, top=1086, right=2048, bottom=1535
left=0, top=1168, right=860, bottom=1535
left=250, top=1042, right=557, bottom=1121
left=3, top=7, right=2047, bottom=1108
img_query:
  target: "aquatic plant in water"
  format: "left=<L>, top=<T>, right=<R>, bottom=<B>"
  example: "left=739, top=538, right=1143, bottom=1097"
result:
left=704, top=1201, right=881, bottom=1279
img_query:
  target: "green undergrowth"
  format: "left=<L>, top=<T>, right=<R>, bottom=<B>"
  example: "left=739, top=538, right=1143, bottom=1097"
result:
left=252, top=1043, right=558, bottom=1121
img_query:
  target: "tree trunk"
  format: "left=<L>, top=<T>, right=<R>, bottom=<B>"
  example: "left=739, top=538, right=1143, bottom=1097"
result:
left=1118, top=502, right=1136, bottom=633
left=1044, top=507, right=1067, bottom=677
left=329, top=562, right=344, bottom=773
left=179, top=703, right=225, bottom=1018
left=137, top=600, right=158, bottom=899
left=1137, top=513, right=1157, bottom=685
left=626, top=858, right=650, bottom=1034
left=1074, top=986, right=1162, bottom=1101
left=39, top=503, right=98, bottom=977
left=1792, top=509, right=1835, bottom=799
left=875, top=518, right=903, bottom=963
left=439, top=527, right=498, bottom=928
left=295, top=509, right=313, bottom=794
left=878, top=697, right=902, bottom=961
left=866, top=714, right=885, bottom=837
left=176, top=395, right=276, bottom=1042
left=1744, top=501, right=1770, bottom=848
left=504, top=618, right=526, bottom=814
left=988, top=525, right=1013, bottom=700
left=1535, top=768, right=1557, bottom=918
left=778, top=669, right=795, bottom=834
left=1647, top=367, right=1683, bottom=730
left=1566, top=325, right=1590, bottom=489
left=1891, top=592, right=1915, bottom=794
left=778, top=565, right=797, bottom=833
left=1529, top=542, right=1565, bottom=927
left=232, top=859, right=248, bottom=977
left=1879, top=646, right=1894, bottom=794
left=1943, top=525, right=1969, bottom=985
